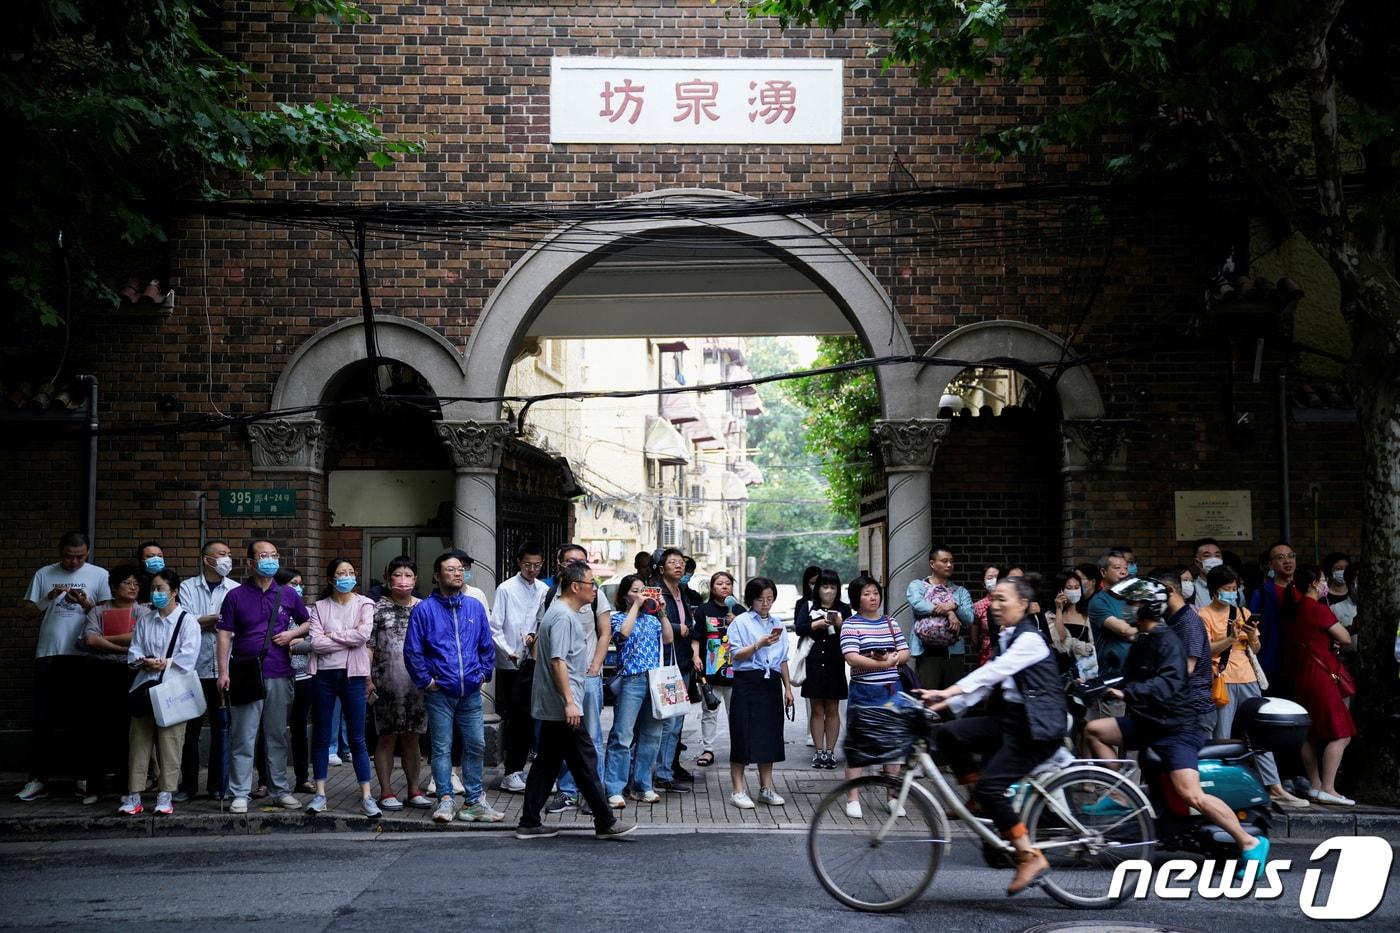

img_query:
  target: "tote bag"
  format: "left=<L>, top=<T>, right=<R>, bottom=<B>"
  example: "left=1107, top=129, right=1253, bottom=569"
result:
left=151, top=668, right=208, bottom=727
left=648, top=644, right=693, bottom=721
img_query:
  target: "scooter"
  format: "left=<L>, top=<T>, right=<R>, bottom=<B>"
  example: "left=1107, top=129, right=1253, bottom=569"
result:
left=1066, top=679, right=1310, bottom=857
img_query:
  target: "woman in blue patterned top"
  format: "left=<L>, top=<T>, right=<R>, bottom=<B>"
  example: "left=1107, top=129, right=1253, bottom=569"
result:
left=726, top=577, right=794, bottom=810
left=602, top=574, right=673, bottom=809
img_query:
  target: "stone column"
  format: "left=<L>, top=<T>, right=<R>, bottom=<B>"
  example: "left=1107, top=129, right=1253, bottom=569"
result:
left=436, top=420, right=513, bottom=601
left=875, top=419, right=950, bottom=634
left=247, top=417, right=331, bottom=581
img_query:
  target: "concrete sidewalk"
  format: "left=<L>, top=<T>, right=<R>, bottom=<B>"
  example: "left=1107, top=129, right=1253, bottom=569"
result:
left=3, top=704, right=1395, bottom=841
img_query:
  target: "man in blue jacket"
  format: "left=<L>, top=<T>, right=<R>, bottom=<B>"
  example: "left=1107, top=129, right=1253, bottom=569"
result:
left=405, top=550, right=503, bottom=824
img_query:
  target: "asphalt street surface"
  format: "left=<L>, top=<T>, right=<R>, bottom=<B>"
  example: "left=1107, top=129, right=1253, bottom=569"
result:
left=0, top=832, right=1394, bottom=932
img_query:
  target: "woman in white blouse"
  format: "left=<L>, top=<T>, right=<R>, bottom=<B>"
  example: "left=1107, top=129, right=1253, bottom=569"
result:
left=121, top=569, right=200, bottom=816
left=307, top=558, right=377, bottom=816
left=725, top=577, right=794, bottom=810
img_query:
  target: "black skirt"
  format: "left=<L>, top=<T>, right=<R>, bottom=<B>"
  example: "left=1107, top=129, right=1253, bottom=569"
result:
left=801, top=635, right=849, bottom=700
left=728, top=669, right=785, bottom=764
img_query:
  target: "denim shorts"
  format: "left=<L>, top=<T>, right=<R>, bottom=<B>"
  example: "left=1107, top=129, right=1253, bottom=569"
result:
left=847, top=680, right=898, bottom=708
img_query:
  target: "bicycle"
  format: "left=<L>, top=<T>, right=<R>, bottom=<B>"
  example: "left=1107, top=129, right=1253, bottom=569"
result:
left=808, top=695, right=1156, bottom=912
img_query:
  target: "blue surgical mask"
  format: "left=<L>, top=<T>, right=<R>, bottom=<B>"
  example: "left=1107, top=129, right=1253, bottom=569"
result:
left=291, top=584, right=304, bottom=597
left=256, top=557, right=280, bottom=577
left=1266, top=568, right=1276, bottom=579
left=334, top=577, right=357, bottom=594
left=680, top=573, right=693, bottom=586
left=1127, top=563, right=1139, bottom=577
left=462, top=571, right=473, bottom=584
left=150, top=591, right=170, bottom=609
left=1219, top=590, right=1239, bottom=605
left=144, top=556, right=165, bottom=573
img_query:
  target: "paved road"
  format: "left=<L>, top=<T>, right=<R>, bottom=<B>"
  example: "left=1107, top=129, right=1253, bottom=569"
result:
left=1, top=832, right=1394, bottom=932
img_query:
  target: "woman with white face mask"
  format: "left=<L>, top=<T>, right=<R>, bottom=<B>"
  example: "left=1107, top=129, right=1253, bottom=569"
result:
left=1320, top=552, right=1357, bottom=632
left=1046, top=569, right=1097, bottom=680
left=971, top=564, right=1001, bottom=668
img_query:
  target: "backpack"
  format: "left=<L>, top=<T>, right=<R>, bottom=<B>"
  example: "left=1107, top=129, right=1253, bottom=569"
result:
left=913, top=581, right=962, bottom=647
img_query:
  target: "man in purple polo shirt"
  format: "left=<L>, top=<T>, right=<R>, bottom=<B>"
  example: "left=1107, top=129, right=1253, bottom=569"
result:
left=216, top=539, right=310, bottom=814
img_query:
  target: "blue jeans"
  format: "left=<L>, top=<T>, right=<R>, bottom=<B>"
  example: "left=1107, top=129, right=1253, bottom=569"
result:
left=604, top=673, right=663, bottom=797
left=654, top=704, right=686, bottom=782
left=312, top=670, right=370, bottom=784
left=558, top=674, right=605, bottom=795
left=424, top=687, right=485, bottom=804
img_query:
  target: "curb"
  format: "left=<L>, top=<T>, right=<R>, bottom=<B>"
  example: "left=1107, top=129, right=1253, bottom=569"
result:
left=3, top=809, right=1394, bottom=844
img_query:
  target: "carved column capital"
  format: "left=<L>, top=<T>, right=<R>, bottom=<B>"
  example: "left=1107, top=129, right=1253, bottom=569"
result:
left=1060, top=419, right=1133, bottom=472
left=437, top=420, right=513, bottom=472
left=248, top=418, right=331, bottom=474
left=874, top=419, right=951, bottom=470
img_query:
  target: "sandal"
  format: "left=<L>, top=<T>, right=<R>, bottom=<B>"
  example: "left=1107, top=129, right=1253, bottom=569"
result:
left=696, top=751, right=715, bottom=767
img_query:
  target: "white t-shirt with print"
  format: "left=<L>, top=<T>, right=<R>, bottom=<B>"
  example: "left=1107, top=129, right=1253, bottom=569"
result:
left=26, top=562, right=111, bottom=658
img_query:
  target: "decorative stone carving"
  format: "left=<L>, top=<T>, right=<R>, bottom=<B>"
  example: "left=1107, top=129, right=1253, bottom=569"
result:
left=437, top=420, right=513, bottom=471
left=248, top=418, right=330, bottom=474
left=874, top=419, right=951, bottom=470
left=1061, top=419, right=1133, bottom=472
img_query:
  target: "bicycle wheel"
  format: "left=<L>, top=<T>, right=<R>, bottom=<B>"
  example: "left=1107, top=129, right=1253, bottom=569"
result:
left=1023, top=767, right=1156, bottom=909
left=808, top=773, right=949, bottom=912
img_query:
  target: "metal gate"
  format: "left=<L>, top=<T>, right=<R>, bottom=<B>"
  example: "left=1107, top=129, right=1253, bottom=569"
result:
left=497, top=490, right=570, bottom=580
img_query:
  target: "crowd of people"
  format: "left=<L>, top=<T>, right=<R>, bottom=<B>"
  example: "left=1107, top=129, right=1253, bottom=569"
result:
left=14, top=531, right=1369, bottom=855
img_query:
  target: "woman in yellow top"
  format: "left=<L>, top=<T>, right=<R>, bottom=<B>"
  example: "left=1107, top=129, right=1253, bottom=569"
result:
left=1199, top=564, right=1308, bottom=810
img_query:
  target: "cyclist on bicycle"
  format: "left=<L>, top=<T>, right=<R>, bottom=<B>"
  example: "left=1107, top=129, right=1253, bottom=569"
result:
left=917, top=575, right=1066, bottom=896
left=1084, top=577, right=1270, bottom=879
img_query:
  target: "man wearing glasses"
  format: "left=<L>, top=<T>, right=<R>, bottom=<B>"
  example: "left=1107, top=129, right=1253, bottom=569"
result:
left=1247, top=541, right=1297, bottom=682
left=489, top=541, right=549, bottom=793
left=404, top=550, right=502, bottom=823
left=515, top=561, right=635, bottom=839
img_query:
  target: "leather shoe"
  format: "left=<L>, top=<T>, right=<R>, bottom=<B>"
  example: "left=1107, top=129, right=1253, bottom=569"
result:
left=671, top=766, right=695, bottom=783
left=1008, top=848, right=1049, bottom=896
left=655, top=778, right=692, bottom=794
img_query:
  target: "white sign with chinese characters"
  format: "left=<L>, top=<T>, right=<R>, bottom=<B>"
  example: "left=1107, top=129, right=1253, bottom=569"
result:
left=550, top=57, right=843, bottom=144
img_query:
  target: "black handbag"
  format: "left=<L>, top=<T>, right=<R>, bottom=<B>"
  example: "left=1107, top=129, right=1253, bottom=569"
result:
left=229, top=587, right=281, bottom=706
left=699, top=678, right=722, bottom=711
left=605, top=669, right=625, bottom=704
left=128, top=610, right=188, bottom=717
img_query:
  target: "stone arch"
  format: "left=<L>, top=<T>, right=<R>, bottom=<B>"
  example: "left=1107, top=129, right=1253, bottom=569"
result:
left=452, top=187, right=920, bottom=421
left=914, top=320, right=1106, bottom=420
left=272, top=314, right=469, bottom=411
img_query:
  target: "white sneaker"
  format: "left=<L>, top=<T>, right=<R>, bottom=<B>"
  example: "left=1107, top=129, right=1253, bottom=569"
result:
left=432, top=797, right=455, bottom=823
left=628, top=788, right=661, bottom=804
left=118, top=793, right=143, bottom=815
left=887, top=799, right=907, bottom=817
left=379, top=795, right=404, bottom=811
left=16, top=780, right=48, bottom=802
left=845, top=800, right=863, bottom=819
left=328, top=753, right=343, bottom=767
left=500, top=771, right=527, bottom=793
left=1315, top=790, right=1355, bottom=806
left=730, top=792, right=756, bottom=809
left=458, top=800, right=506, bottom=822
left=451, top=772, right=465, bottom=795
left=154, top=792, right=174, bottom=815
left=277, top=794, right=302, bottom=810
left=805, top=735, right=815, bottom=747
left=229, top=797, right=248, bottom=814
left=758, top=787, right=785, bottom=806
left=607, top=794, right=627, bottom=809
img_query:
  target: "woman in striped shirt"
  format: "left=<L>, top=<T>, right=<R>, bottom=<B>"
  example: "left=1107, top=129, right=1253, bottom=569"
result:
left=839, top=574, right=910, bottom=818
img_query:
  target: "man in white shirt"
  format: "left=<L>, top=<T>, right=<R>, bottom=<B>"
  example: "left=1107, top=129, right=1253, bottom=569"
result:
left=17, top=531, right=111, bottom=801
left=176, top=539, right=240, bottom=800
left=489, top=541, right=547, bottom=792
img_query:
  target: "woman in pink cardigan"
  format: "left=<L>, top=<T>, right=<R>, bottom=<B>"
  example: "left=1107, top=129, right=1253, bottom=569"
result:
left=306, top=557, right=377, bottom=816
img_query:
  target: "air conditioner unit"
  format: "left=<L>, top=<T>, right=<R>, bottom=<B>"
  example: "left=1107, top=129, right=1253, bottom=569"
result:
left=697, top=530, right=710, bottom=553
left=660, top=517, right=682, bottom=549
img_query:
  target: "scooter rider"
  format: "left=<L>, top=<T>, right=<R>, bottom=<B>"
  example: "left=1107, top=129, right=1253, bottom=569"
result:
left=1084, top=577, right=1270, bottom=879
left=917, top=575, right=1067, bottom=897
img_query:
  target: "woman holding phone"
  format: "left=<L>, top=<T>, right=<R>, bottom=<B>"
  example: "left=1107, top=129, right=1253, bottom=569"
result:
left=603, top=574, right=672, bottom=808
left=1200, top=564, right=1309, bottom=809
left=839, top=574, right=909, bottom=818
left=726, top=577, right=793, bottom=809
left=794, top=568, right=849, bottom=769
